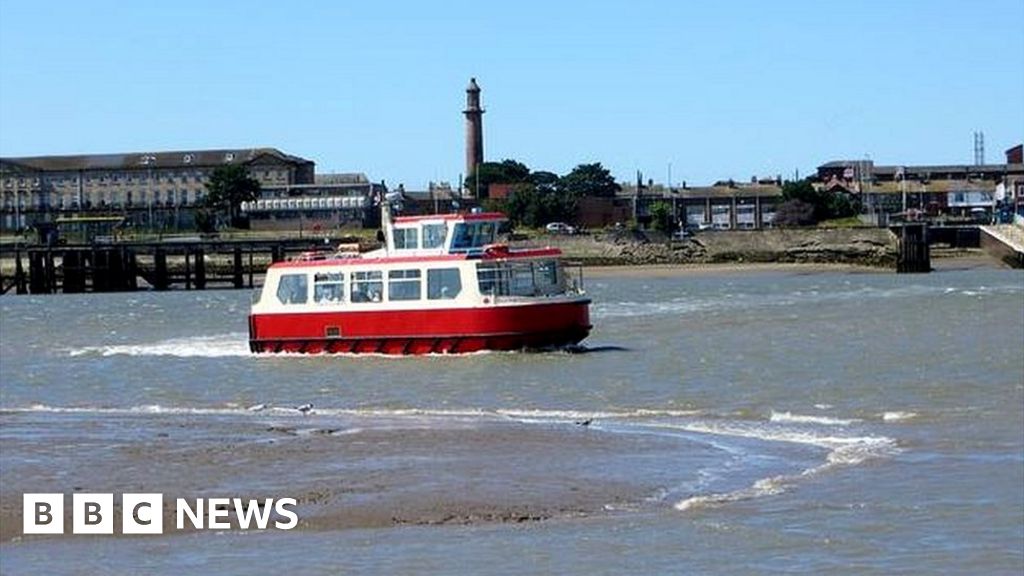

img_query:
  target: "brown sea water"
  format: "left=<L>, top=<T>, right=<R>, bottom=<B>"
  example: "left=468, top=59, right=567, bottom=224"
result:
left=1, top=266, right=1022, bottom=575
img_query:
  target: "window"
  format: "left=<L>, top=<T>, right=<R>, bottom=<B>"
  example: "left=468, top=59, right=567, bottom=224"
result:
left=314, top=272, right=345, bottom=303
left=510, top=262, right=535, bottom=296
left=388, top=269, right=421, bottom=301
left=476, top=263, right=508, bottom=296
left=276, top=274, right=308, bottom=304
left=477, top=262, right=541, bottom=297
left=535, top=260, right=559, bottom=292
left=428, top=268, right=461, bottom=300
left=350, top=270, right=383, bottom=303
left=393, top=227, right=419, bottom=250
left=451, top=222, right=498, bottom=251
left=422, top=223, right=447, bottom=249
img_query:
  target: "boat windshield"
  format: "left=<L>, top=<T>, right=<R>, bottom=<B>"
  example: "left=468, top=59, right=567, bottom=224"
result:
left=451, top=221, right=498, bottom=251
left=476, top=260, right=562, bottom=297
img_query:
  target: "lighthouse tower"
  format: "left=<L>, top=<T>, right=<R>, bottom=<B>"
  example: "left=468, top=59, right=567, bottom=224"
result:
left=463, top=77, right=485, bottom=181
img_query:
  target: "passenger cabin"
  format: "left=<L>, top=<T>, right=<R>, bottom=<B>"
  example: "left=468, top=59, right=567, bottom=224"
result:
left=254, top=211, right=584, bottom=312
left=375, top=212, right=506, bottom=257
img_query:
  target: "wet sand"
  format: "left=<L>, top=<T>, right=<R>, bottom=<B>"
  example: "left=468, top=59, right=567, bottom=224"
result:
left=0, top=411, right=697, bottom=541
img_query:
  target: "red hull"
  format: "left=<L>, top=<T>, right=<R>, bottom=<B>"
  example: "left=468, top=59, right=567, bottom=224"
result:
left=249, top=299, right=591, bottom=355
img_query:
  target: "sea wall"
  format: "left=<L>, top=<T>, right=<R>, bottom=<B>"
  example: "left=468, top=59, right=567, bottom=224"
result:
left=530, top=228, right=897, bottom=267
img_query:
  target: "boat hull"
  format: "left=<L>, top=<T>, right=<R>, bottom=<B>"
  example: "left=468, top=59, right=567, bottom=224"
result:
left=249, top=299, right=591, bottom=355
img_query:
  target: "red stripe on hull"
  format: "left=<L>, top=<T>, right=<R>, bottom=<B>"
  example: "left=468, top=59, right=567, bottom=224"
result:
left=249, top=300, right=591, bottom=355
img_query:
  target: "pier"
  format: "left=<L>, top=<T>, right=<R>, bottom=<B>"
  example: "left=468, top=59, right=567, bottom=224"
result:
left=0, top=238, right=360, bottom=295
left=894, top=224, right=931, bottom=273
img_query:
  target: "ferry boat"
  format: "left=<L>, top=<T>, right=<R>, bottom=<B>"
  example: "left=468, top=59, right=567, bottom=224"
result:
left=248, top=198, right=592, bottom=354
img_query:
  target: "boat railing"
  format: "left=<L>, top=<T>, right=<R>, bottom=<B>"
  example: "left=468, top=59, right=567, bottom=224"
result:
left=565, top=260, right=585, bottom=295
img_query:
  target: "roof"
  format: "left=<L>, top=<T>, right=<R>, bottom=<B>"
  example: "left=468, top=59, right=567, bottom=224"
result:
left=0, top=148, right=313, bottom=173
left=315, top=173, right=369, bottom=185
left=818, top=160, right=1021, bottom=176
left=394, top=212, right=507, bottom=224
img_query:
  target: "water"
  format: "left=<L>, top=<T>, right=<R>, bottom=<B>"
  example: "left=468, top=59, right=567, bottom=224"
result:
left=1, top=267, right=1022, bottom=574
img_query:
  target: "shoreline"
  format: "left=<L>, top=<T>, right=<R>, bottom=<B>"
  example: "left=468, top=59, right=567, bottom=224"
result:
left=582, top=261, right=887, bottom=278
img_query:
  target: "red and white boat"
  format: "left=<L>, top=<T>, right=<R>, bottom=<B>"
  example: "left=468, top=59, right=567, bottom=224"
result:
left=248, top=200, right=591, bottom=354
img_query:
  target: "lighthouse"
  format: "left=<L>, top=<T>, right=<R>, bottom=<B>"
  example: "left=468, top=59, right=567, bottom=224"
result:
left=463, top=77, right=485, bottom=182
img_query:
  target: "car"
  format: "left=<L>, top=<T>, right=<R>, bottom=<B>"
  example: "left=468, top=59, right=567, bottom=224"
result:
left=545, top=222, right=577, bottom=235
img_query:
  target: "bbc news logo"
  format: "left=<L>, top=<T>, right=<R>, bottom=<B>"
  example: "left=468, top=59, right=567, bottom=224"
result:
left=23, top=494, right=298, bottom=535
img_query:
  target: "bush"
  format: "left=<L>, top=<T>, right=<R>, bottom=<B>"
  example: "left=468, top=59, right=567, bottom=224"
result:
left=774, top=199, right=817, bottom=227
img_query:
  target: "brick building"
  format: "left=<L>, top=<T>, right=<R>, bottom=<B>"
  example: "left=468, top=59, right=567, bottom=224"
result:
left=815, top=149, right=1024, bottom=222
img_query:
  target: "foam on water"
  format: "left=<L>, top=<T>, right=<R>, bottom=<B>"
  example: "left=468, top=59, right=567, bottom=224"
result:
left=670, top=418, right=899, bottom=512
left=881, top=411, right=918, bottom=422
left=62, top=335, right=517, bottom=360
left=67, top=333, right=252, bottom=358
left=769, top=411, right=859, bottom=426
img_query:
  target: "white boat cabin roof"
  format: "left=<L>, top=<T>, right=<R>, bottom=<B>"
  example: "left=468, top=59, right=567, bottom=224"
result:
left=371, top=211, right=509, bottom=258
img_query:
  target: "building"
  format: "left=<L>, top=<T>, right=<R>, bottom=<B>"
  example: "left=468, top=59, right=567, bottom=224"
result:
left=614, top=179, right=784, bottom=231
left=0, top=148, right=314, bottom=232
left=464, top=78, right=485, bottom=181
left=1007, top=144, right=1023, bottom=165
left=243, top=173, right=386, bottom=231
left=815, top=151, right=1024, bottom=222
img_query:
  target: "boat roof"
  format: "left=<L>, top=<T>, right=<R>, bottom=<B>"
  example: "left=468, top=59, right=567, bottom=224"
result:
left=393, top=212, right=507, bottom=224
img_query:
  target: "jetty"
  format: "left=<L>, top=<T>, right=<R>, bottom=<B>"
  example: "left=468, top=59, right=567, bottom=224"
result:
left=0, top=237, right=358, bottom=295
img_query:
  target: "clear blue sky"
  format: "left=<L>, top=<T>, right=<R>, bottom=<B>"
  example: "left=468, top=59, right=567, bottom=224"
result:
left=1, top=0, right=1022, bottom=188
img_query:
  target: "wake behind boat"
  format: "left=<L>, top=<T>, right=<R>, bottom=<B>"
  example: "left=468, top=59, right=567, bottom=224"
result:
left=248, top=196, right=592, bottom=354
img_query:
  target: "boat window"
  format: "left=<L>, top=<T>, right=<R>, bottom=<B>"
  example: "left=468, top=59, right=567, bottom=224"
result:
left=509, top=262, right=535, bottom=296
left=427, top=268, right=461, bottom=300
left=451, top=221, right=499, bottom=251
left=388, top=269, right=421, bottom=301
left=350, top=271, right=383, bottom=303
left=476, top=263, right=509, bottom=296
left=479, top=221, right=497, bottom=245
left=535, top=260, right=559, bottom=292
left=276, top=273, right=308, bottom=305
left=452, top=223, right=473, bottom=250
left=314, top=272, right=345, bottom=304
left=393, top=227, right=418, bottom=250
left=422, top=223, right=446, bottom=249
left=476, top=261, right=556, bottom=297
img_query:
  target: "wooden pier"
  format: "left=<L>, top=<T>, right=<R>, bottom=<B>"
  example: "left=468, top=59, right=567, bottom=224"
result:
left=0, top=238, right=360, bottom=295
left=894, top=223, right=931, bottom=273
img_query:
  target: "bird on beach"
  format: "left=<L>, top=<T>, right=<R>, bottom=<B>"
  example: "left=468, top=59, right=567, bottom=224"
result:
left=575, top=418, right=592, bottom=427
left=296, top=403, right=314, bottom=415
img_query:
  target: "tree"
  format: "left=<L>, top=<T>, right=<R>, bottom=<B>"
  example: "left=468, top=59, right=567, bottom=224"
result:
left=559, top=163, right=621, bottom=198
left=773, top=199, right=817, bottom=227
left=780, top=179, right=860, bottom=225
left=202, top=165, right=261, bottom=228
left=649, top=201, right=676, bottom=234
left=465, top=159, right=531, bottom=198
left=505, top=180, right=578, bottom=228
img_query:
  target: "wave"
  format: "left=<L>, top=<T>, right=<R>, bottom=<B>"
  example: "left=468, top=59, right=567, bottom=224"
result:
left=881, top=411, right=918, bottom=422
left=669, top=419, right=898, bottom=512
left=769, top=411, right=859, bottom=426
left=63, top=335, right=522, bottom=360
left=67, top=334, right=251, bottom=358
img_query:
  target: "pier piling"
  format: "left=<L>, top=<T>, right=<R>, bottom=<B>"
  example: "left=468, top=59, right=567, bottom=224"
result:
left=897, top=224, right=931, bottom=273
